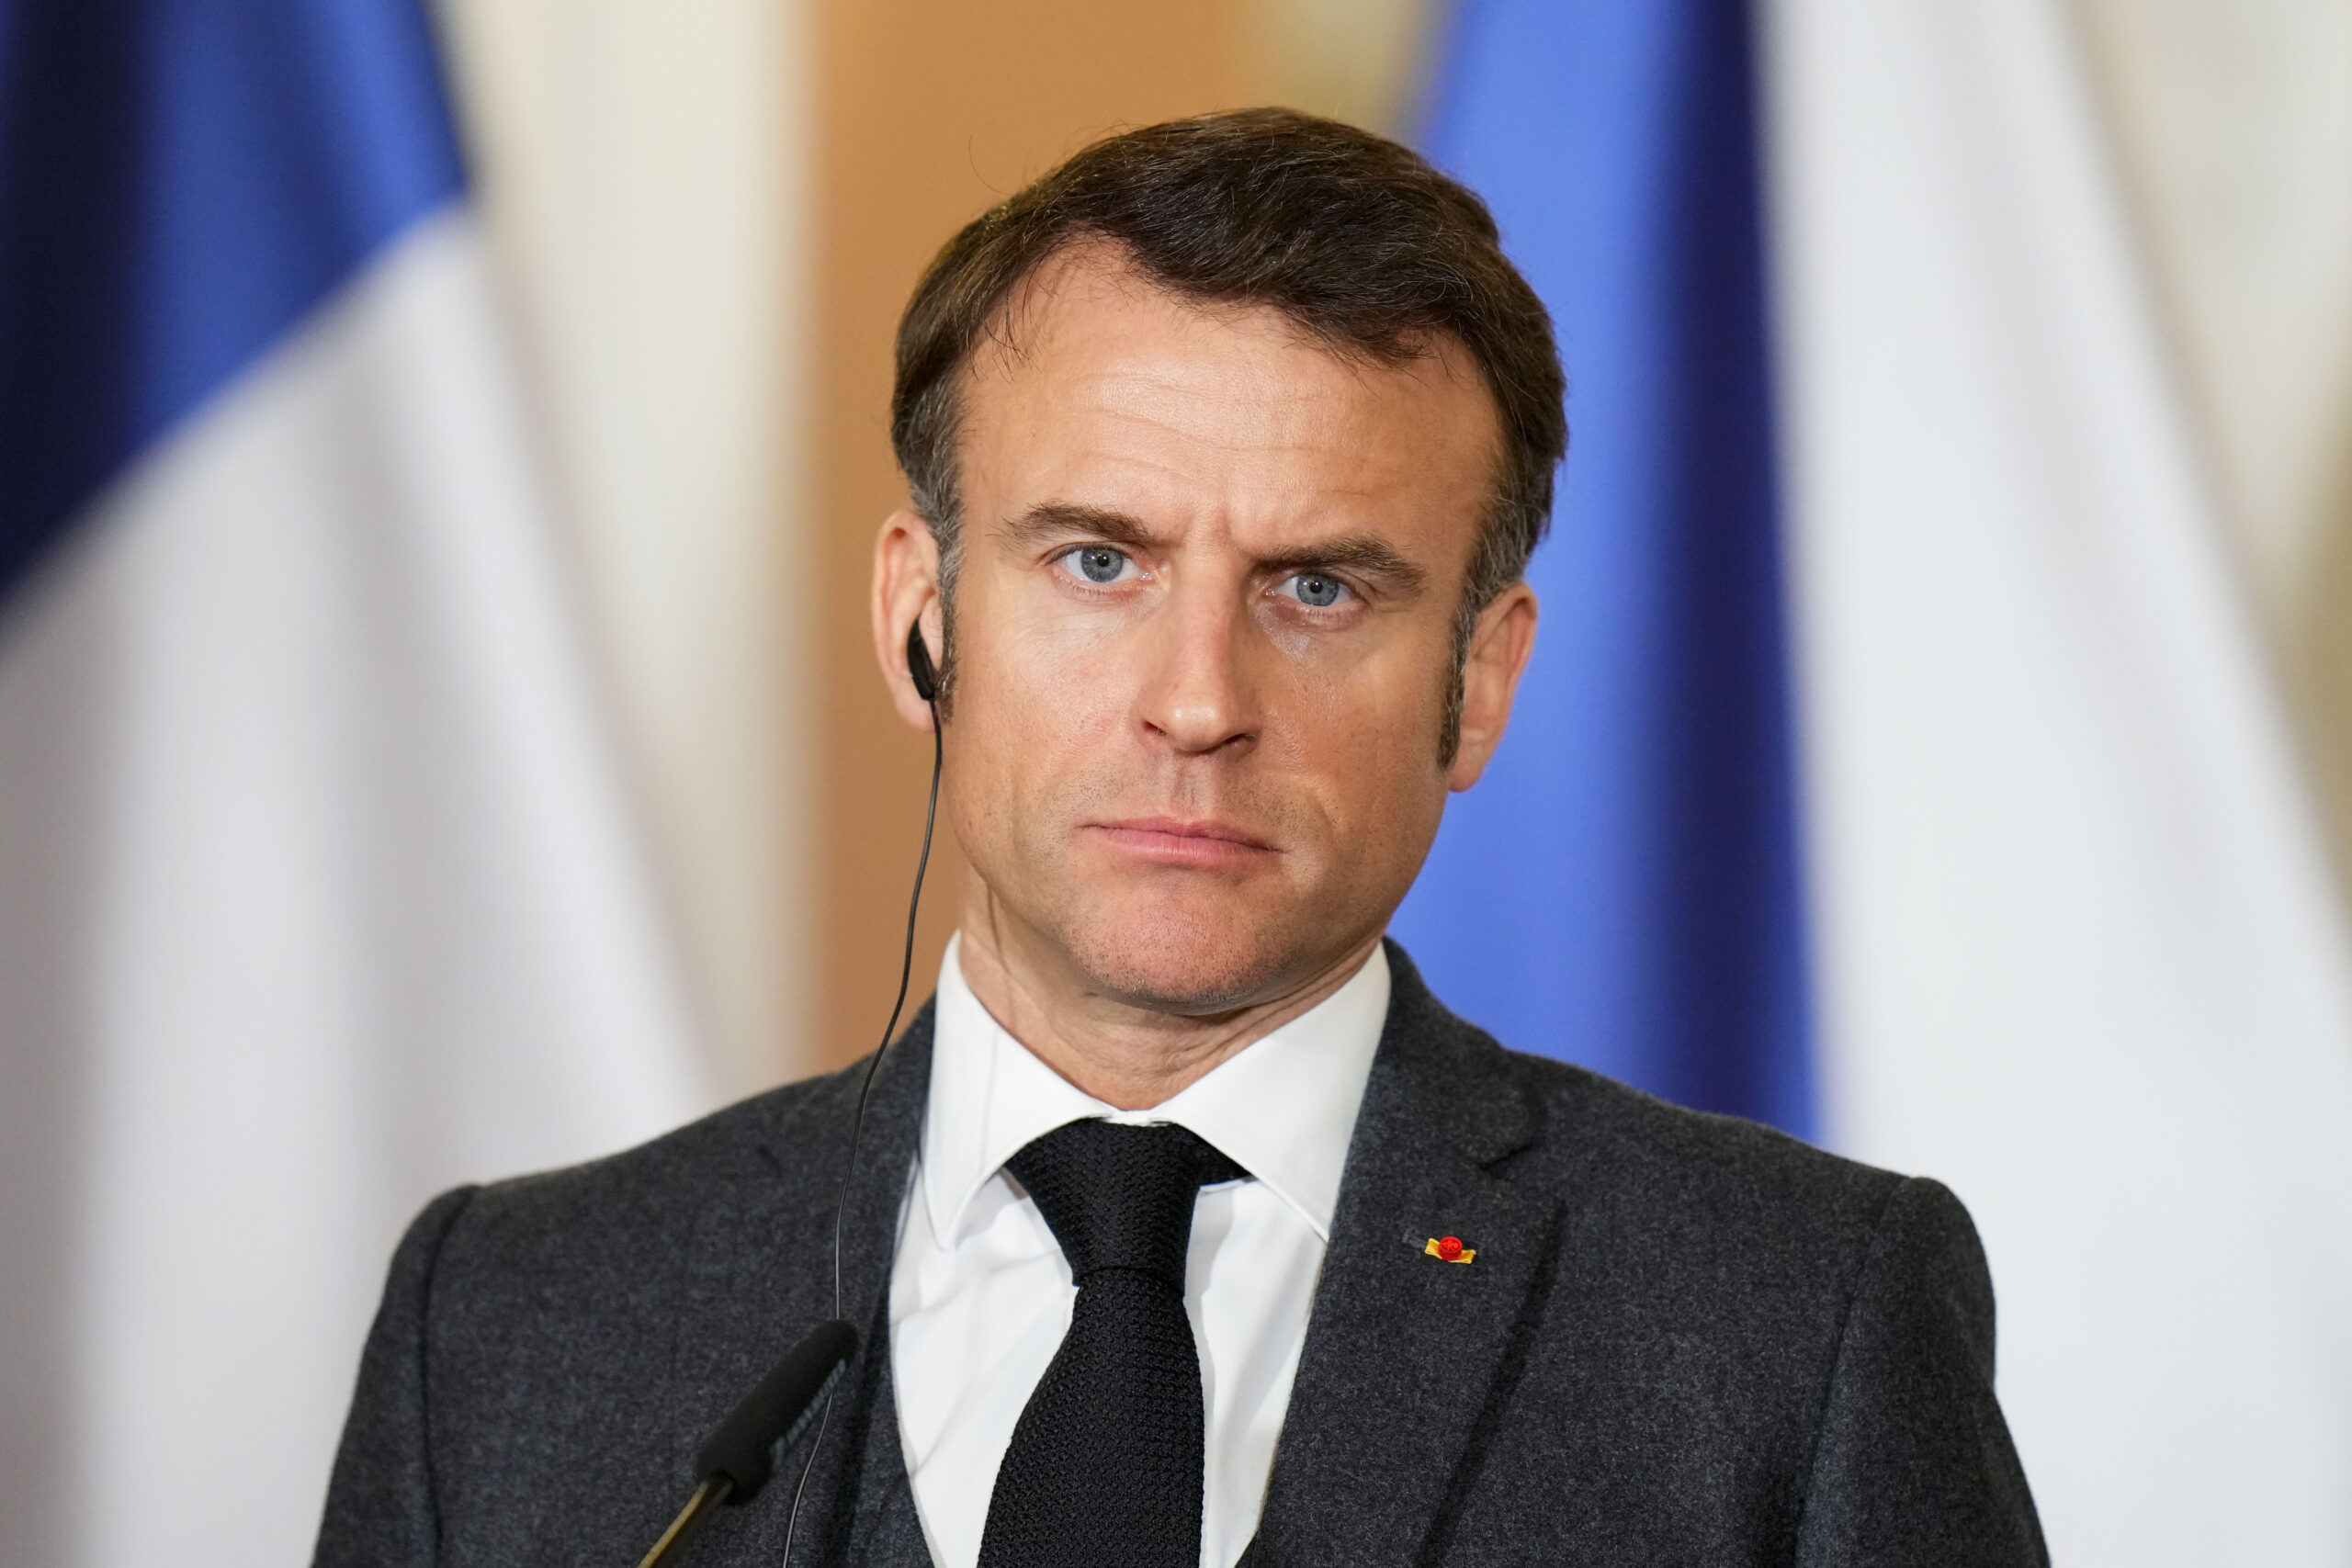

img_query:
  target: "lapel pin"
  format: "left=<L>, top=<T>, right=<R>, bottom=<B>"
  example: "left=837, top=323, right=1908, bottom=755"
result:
left=1423, top=1235, right=1476, bottom=1264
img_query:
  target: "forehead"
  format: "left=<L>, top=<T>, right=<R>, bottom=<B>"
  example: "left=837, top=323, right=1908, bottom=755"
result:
left=954, top=246, right=1501, bottom=542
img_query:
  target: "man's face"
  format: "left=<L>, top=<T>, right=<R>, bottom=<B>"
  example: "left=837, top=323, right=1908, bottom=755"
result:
left=879, top=248, right=1534, bottom=1014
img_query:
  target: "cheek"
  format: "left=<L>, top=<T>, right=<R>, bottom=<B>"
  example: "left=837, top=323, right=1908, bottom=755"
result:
left=1316, top=620, right=1451, bottom=749
left=1277, top=644, right=1451, bottom=828
left=955, top=595, right=1134, bottom=802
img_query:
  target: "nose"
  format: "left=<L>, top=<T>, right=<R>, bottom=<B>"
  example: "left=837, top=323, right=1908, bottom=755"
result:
left=1135, top=576, right=1259, bottom=758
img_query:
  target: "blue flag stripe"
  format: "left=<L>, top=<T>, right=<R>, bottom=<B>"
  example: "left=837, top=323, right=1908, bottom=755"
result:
left=1391, top=0, right=1815, bottom=1136
left=0, top=0, right=466, bottom=603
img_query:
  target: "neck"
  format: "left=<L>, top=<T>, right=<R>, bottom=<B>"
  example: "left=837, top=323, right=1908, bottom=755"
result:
left=953, top=885, right=1382, bottom=1111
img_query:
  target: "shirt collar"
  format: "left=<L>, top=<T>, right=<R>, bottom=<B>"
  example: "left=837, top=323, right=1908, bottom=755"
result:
left=920, top=934, right=1389, bottom=1247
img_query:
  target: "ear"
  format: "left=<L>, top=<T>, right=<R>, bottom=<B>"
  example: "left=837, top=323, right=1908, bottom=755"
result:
left=872, top=509, right=945, bottom=732
left=1444, top=582, right=1538, bottom=792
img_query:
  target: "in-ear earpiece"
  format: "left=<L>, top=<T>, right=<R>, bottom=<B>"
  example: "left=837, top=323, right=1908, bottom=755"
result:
left=904, top=621, right=939, bottom=705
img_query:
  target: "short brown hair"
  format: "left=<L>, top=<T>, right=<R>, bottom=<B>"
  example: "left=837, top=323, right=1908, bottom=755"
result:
left=890, top=107, right=1566, bottom=757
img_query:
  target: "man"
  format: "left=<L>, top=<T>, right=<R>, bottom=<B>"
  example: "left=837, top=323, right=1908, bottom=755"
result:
left=315, top=110, right=2044, bottom=1567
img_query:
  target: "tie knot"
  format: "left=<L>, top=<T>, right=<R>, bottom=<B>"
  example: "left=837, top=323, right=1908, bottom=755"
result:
left=1003, top=1120, right=1246, bottom=1291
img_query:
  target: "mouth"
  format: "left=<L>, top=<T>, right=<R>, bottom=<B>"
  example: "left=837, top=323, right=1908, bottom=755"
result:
left=1085, top=816, right=1279, bottom=869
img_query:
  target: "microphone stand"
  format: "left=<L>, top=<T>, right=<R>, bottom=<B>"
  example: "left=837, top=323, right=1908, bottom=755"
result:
left=636, top=1476, right=731, bottom=1568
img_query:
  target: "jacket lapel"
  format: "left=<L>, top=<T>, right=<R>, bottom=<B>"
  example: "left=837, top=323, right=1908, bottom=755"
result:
left=1250, top=944, right=1558, bottom=1568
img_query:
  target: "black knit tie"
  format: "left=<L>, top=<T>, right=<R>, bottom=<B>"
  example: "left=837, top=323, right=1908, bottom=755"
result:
left=978, top=1119, right=1246, bottom=1568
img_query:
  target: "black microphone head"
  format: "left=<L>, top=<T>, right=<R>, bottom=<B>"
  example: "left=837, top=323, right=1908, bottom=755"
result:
left=904, top=621, right=938, bottom=704
left=695, top=1319, right=859, bottom=1503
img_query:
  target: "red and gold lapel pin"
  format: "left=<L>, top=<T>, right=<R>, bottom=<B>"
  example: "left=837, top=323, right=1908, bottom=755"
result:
left=1423, top=1235, right=1476, bottom=1264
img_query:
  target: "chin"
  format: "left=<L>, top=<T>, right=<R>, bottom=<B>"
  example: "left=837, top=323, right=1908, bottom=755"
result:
left=1058, top=893, right=1308, bottom=1014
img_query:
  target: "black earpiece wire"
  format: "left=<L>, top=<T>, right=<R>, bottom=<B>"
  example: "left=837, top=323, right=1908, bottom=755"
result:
left=779, top=626, right=944, bottom=1564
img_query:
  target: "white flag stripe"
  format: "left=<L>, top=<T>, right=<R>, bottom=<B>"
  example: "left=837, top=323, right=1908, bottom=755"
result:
left=0, top=209, right=711, bottom=1568
left=1768, top=2, right=2352, bottom=1562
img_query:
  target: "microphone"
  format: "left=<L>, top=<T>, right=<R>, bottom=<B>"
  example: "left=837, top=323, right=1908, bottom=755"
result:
left=635, top=1319, right=860, bottom=1568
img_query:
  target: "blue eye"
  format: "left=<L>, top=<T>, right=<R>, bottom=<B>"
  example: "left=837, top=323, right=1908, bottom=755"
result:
left=1281, top=571, right=1350, bottom=608
left=1061, top=546, right=1134, bottom=584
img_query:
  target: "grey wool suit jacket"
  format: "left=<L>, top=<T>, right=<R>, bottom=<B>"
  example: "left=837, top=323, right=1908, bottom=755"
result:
left=314, top=942, right=2046, bottom=1567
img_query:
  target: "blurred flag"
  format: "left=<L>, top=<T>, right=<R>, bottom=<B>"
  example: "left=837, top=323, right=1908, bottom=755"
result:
left=1392, top=0, right=1813, bottom=1134
left=0, top=4, right=710, bottom=1565
left=1399, top=1, right=2352, bottom=1562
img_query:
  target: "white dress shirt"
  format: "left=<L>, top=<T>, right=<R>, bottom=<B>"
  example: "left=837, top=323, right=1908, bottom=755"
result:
left=889, top=935, right=1389, bottom=1568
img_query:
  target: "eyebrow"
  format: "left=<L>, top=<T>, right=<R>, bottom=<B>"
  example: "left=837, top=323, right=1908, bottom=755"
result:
left=1259, top=536, right=1427, bottom=595
left=1003, top=502, right=1160, bottom=550
left=1003, top=502, right=1430, bottom=596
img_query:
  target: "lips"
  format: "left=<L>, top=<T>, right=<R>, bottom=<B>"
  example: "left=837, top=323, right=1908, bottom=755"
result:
left=1086, top=816, right=1277, bottom=867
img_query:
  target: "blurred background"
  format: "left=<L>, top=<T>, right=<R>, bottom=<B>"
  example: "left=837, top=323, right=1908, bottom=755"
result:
left=3, top=0, right=2349, bottom=1564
